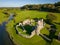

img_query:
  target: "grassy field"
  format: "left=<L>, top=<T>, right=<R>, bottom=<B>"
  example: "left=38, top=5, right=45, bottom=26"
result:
left=0, top=9, right=60, bottom=45
left=0, top=9, right=8, bottom=24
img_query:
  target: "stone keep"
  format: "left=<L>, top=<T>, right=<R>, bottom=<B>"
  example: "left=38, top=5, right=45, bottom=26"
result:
left=36, top=19, right=44, bottom=35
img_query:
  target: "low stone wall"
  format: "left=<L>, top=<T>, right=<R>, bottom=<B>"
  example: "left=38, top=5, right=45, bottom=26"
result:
left=39, top=33, right=51, bottom=41
left=16, top=24, right=35, bottom=38
left=18, top=30, right=35, bottom=38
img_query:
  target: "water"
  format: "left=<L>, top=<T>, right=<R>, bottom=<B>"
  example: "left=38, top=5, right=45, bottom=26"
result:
left=0, top=14, right=14, bottom=45
left=8, top=13, right=14, bottom=21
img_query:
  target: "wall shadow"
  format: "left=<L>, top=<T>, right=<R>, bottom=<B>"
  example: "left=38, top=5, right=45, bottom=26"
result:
left=24, top=25, right=35, bottom=35
left=18, top=25, right=35, bottom=35
left=54, top=22, right=60, bottom=25
left=14, top=24, right=19, bottom=34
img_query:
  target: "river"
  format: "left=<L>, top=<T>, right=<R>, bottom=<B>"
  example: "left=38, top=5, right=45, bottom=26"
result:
left=0, top=14, right=14, bottom=45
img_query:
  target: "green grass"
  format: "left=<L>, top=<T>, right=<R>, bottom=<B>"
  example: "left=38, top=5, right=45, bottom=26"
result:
left=0, top=12, right=7, bottom=24
left=14, top=10, right=48, bottom=23
left=0, top=9, right=60, bottom=45
left=17, top=26, right=28, bottom=35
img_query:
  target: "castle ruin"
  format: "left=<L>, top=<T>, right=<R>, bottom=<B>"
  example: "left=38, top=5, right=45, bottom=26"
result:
left=16, top=18, right=44, bottom=38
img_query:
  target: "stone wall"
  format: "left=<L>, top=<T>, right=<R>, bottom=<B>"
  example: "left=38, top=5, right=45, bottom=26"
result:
left=16, top=23, right=35, bottom=38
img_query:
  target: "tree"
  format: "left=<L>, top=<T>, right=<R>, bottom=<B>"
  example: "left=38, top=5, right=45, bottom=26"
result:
left=46, top=13, right=57, bottom=23
left=55, top=2, right=60, bottom=6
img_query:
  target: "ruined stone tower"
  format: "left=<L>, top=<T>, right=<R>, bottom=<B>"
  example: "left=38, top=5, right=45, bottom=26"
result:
left=36, top=19, right=44, bottom=35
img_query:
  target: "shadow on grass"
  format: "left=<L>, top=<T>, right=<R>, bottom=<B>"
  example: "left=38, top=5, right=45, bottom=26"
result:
left=24, top=25, right=35, bottom=35
left=54, top=22, right=60, bottom=25
left=14, top=23, right=19, bottom=34
left=18, top=25, right=35, bottom=35
left=33, top=18, right=38, bottom=22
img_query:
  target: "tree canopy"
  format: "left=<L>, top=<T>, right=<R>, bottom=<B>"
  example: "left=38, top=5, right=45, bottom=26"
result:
left=20, top=2, right=60, bottom=13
